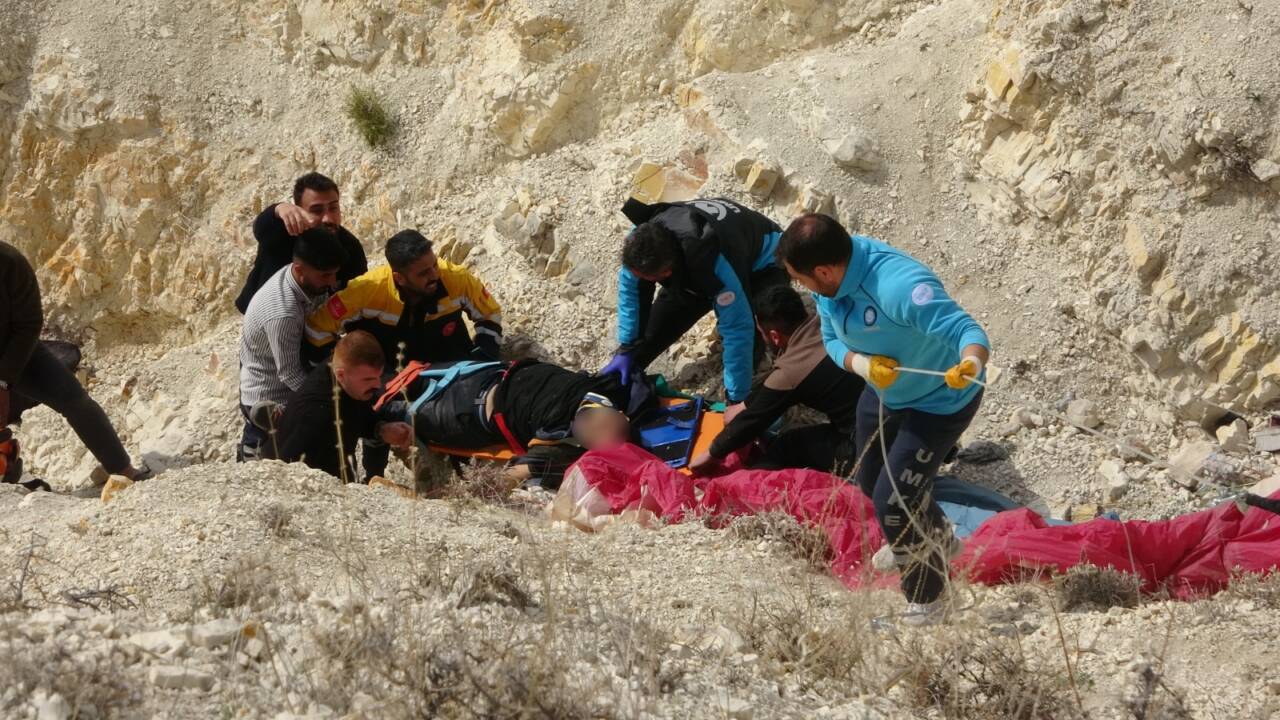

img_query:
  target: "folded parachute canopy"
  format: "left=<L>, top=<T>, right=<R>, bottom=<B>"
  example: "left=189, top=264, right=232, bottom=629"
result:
left=564, top=444, right=1280, bottom=599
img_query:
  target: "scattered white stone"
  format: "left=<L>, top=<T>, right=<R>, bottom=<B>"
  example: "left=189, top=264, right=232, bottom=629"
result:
left=1215, top=419, right=1249, bottom=453
left=32, top=689, right=71, bottom=720
left=1099, top=460, right=1130, bottom=501
left=717, top=696, right=754, bottom=720
left=190, top=618, right=241, bottom=648
left=128, top=629, right=188, bottom=657
left=149, top=665, right=216, bottom=692
left=1065, top=399, right=1101, bottom=429
left=1168, top=441, right=1214, bottom=489
left=824, top=129, right=882, bottom=172
left=1251, top=158, right=1280, bottom=182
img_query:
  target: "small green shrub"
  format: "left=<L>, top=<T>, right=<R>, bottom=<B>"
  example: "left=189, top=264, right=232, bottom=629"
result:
left=345, top=86, right=396, bottom=148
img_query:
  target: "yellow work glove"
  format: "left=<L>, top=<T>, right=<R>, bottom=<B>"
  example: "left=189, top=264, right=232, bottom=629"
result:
left=849, top=353, right=900, bottom=390
left=944, top=356, right=983, bottom=390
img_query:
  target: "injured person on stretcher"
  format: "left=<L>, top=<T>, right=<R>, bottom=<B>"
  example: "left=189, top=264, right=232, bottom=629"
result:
left=380, top=358, right=653, bottom=491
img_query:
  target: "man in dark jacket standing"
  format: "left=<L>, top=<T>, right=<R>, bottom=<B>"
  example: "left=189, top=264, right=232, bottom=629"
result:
left=601, top=197, right=787, bottom=418
left=1, top=241, right=147, bottom=484
left=234, top=172, right=368, bottom=313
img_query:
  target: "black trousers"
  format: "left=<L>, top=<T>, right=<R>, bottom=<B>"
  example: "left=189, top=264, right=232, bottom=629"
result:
left=753, top=423, right=857, bottom=476
left=854, top=389, right=983, bottom=604
left=628, top=267, right=791, bottom=373
left=10, top=343, right=131, bottom=474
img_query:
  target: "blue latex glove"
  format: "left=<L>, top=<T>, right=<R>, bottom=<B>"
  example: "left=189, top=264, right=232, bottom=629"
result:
left=600, top=353, right=636, bottom=385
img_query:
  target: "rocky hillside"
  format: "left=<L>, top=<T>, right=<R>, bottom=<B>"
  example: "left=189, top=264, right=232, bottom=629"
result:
left=2, top=0, right=1280, bottom=717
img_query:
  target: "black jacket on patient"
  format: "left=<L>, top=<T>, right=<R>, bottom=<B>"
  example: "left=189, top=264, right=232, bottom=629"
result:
left=407, top=360, right=648, bottom=489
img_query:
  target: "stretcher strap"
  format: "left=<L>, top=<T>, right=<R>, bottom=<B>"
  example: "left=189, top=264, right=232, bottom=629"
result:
left=492, top=412, right=527, bottom=455
left=374, top=360, right=430, bottom=411
left=408, top=362, right=501, bottom=415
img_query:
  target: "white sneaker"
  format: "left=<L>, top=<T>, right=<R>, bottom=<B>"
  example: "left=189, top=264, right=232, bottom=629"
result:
left=871, top=534, right=963, bottom=573
left=872, top=543, right=896, bottom=572
left=901, top=599, right=949, bottom=627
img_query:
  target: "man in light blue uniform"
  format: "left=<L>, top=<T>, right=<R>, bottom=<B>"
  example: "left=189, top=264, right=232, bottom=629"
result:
left=777, top=213, right=991, bottom=626
left=602, top=198, right=787, bottom=414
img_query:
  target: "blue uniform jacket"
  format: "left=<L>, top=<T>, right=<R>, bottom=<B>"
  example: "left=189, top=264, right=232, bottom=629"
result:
left=816, top=235, right=989, bottom=415
left=616, top=199, right=781, bottom=402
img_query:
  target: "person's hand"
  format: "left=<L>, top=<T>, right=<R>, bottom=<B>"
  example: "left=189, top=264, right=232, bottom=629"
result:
left=848, top=353, right=900, bottom=389
left=379, top=422, right=414, bottom=448
left=275, top=203, right=319, bottom=236
left=689, top=451, right=722, bottom=476
left=600, top=353, right=636, bottom=385
left=723, top=401, right=746, bottom=425
left=0, top=385, right=9, bottom=427
left=944, top=357, right=983, bottom=390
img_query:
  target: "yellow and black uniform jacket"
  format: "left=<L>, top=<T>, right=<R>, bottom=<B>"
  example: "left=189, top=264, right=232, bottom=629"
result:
left=305, top=262, right=502, bottom=366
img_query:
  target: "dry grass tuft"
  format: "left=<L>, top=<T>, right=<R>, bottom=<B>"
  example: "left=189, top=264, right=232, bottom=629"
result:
left=456, top=564, right=534, bottom=610
left=1054, top=565, right=1142, bottom=612
left=1221, top=569, right=1280, bottom=609
left=1125, top=662, right=1192, bottom=720
left=888, top=631, right=1084, bottom=720
left=726, top=511, right=831, bottom=570
left=303, top=563, right=678, bottom=719
left=6, top=641, right=135, bottom=717
left=198, top=554, right=294, bottom=613
left=259, top=502, right=296, bottom=539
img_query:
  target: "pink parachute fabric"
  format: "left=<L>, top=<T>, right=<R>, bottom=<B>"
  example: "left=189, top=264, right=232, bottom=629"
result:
left=565, top=445, right=1280, bottom=598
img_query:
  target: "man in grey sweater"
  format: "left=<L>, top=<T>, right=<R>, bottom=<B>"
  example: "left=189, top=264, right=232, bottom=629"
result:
left=237, top=226, right=346, bottom=461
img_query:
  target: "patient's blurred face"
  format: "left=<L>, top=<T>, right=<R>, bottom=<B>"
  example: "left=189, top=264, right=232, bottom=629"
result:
left=574, top=409, right=630, bottom=450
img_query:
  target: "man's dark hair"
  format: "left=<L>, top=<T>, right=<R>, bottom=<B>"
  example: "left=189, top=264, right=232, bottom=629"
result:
left=385, top=229, right=434, bottom=272
left=776, top=213, right=853, bottom=275
left=621, top=223, right=679, bottom=276
left=753, top=284, right=808, bottom=334
left=292, top=172, right=340, bottom=205
left=292, top=226, right=346, bottom=271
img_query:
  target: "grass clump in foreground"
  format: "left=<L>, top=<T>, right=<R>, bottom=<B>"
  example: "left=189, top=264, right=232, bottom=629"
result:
left=345, top=85, right=396, bottom=148
left=1054, top=564, right=1142, bottom=612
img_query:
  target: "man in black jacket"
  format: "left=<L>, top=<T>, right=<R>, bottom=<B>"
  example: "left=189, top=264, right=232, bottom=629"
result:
left=601, top=197, right=788, bottom=417
left=1, top=241, right=147, bottom=484
left=234, top=172, right=368, bottom=313
left=688, top=284, right=865, bottom=476
left=270, top=331, right=412, bottom=482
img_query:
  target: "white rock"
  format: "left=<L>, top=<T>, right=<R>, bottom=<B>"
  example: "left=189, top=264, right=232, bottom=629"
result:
left=825, top=129, right=882, bottom=172
left=1099, top=460, right=1129, bottom=501
left=33, top=690, right=71, bottom=720
left=1251, top=158, right=1280, bottom=183
left=190, top=618, right=241, bottom=648
left=717, top=697, right=754, bottom=720
left=1168, top=441, right=1214, bottom=489
left=1215, top=419, right=1249, bottom=453
left=128, top=629, right=188, bottom=657
left=1065, top=399, right=1101, bottom=429
left=149, top=665, right=216, bottom=691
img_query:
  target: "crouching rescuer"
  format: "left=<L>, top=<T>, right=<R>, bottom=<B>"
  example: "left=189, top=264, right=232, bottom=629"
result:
left=269, top=331, right=413, bottom=482
left=601, top=197, right=787, bottom=416
left=777, top=213, right=990, bottom=626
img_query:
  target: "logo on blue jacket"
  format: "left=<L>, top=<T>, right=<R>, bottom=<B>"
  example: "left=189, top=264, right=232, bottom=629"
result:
left=863, top=307, right=877, bottom=326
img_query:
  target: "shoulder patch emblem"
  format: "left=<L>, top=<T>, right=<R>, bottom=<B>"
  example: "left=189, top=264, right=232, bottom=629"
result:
left=863, top=306, right=877, bottom=326
left=911, top=283, right=935, bottom=306
left=716, top=290, right=737, bottom=307
left=326, top=294, right=347, bottom=319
